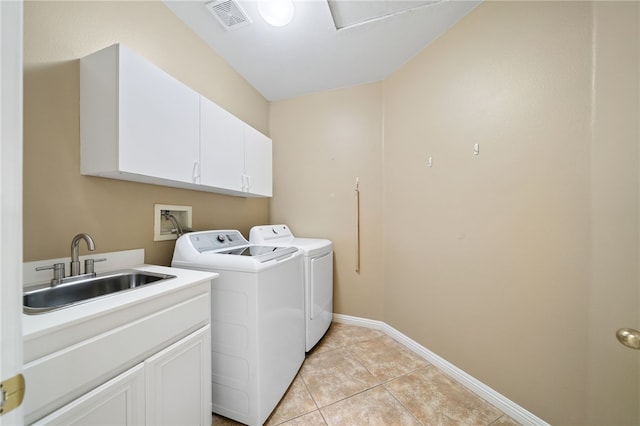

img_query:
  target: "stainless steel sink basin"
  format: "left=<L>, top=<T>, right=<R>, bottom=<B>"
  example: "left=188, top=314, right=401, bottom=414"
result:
left=24, top=270, right=176, bottom=314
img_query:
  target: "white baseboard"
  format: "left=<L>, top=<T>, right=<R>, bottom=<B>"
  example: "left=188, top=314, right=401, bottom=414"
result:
left=332, top=313, right=549, bottom=426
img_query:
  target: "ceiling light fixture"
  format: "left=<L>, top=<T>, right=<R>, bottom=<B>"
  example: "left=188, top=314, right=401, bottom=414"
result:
left=257, top=0, right=294, bottom=27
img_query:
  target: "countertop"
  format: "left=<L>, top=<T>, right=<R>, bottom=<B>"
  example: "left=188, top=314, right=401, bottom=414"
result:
left=22, top=264, right=218, bottom=342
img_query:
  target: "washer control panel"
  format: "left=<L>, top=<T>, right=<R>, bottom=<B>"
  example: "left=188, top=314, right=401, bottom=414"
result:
left=189, top=230, right=248, bottom=253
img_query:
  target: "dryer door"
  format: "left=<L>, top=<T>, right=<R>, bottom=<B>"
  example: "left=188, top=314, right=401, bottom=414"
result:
left=309, top=251, right=333, bottom=321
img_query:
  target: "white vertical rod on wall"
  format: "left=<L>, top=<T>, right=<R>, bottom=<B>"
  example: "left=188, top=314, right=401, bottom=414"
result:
left=355, top=177, right=360, bottom=273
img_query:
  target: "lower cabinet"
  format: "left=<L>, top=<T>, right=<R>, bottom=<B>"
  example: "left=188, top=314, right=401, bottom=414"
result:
left=34, top=326, right=211, bottom=426
left=145, top=325, right=211, bottom=426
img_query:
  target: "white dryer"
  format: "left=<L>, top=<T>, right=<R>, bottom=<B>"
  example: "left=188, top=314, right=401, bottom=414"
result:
left=250, top=224, right=333, bottom=352
left=171, top=230, right=304, bottom=426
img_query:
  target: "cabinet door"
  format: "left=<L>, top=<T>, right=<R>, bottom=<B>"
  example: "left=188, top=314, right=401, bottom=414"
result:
left=118, top=45, right=200, bottom=184
left=244, top=125, right=272, bottom=196
left=145, top=325, right=211, bottom=426
left=199, top=96, right=245, bottom=191
left=34, top=364, right=145, bottom=426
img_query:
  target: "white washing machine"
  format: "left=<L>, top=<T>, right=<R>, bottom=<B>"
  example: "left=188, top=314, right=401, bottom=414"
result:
left=250, top=224, right=333, bottom=352
left=171, top=230, right=304, bottom=426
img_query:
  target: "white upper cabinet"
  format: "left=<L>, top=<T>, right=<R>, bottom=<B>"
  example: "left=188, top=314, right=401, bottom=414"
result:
left=81, top=44, right=200, bottom=185
left=200, top=96, right=245, bottom=193
left=244, top=125, right=273, bottom=197
left=200, top=96, right=273, bottom=197
left=80, top=44, right=272, bottom=197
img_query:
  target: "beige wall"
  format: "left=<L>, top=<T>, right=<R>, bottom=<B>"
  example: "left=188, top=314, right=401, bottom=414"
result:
left=384, top=1, right=592, bottom=423
left=271, top=2, right=639, bottom=424
left=23, top=1, right=270, bottom=265
left=270, top=84, right=385, bottom=320
left=588, top=2, right=639, bottom=423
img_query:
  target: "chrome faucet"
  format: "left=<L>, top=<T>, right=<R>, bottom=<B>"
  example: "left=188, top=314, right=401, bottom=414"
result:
left=70, top=233, right=95, bottom=276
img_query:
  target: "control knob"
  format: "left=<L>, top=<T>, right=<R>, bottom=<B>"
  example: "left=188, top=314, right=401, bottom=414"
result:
left=217, top=234, right=227, bottom=243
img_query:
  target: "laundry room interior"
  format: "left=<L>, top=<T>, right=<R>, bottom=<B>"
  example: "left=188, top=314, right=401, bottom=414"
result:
left=17, top=1, right=639, bottom=425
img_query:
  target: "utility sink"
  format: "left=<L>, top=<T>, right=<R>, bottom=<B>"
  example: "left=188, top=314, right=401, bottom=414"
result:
left=23, top=270, right=176, bottom=314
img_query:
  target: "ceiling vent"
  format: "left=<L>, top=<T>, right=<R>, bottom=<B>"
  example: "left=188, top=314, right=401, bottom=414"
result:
left=206, top=0, right=251, bottom=31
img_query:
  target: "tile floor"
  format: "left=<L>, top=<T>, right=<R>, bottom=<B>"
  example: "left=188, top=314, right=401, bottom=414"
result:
left=212, top=322, right=521, bottom=426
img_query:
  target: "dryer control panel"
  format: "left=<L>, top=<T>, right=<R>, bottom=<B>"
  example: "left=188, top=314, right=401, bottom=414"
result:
left=249, top=224, right=294, bottom=244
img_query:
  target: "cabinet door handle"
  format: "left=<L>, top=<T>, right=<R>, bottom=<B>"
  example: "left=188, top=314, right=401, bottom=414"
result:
left=246, top=175, right=251, bottom=192
left=192, top=162, right=200, bottom=184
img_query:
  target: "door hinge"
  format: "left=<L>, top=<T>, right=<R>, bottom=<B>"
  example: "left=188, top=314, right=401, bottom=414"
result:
left=0, top=374, right=25, bottom=416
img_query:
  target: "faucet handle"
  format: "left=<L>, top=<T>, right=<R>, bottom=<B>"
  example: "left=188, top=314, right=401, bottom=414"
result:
left=84, top=258, right=106, bottom=275
left=35, top=263, right=65, bottom=285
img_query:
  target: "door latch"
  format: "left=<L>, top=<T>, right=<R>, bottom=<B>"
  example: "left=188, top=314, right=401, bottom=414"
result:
left=0, top=374, right=25, bottom=416
left=616, top=328, right=640, bottom=350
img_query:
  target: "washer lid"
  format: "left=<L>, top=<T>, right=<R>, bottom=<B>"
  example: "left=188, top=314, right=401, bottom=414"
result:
left=172, top=230, right=301, bottom=272
left=209, top=245, right=298, bottom=263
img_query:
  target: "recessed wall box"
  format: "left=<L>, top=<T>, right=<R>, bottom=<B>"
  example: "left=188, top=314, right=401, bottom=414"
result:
left=154, top=204, right=192, bottom=241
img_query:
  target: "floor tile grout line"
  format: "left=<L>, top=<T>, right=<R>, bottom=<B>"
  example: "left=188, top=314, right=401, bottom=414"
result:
left=313, top=325, right=388, bottom=353
left=343, top=339, right=434, bottom=387
left=302, top=346, right=384, bottom=409
left=270, top=409, right=325, bottom=426
left=380, top=382, right=426, bottom=426
left=318, top=383, right=427, bottom=426
left=301, top=354, right=384, bottom=412
left=316, top=407, right=330, bottom=426
left=316, top=383, right=387, bottom=412
left=378, top=364, right=434, bottom=386
left=343, top=342, right=383, bottom=388
left=487, top=413, right=510, bottom=425
left=265, top=359, right=320, bottom=426
left=298, top=372, right=320, bottom=411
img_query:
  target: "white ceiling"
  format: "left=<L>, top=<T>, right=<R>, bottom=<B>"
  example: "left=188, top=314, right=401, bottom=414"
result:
left=164, top=0, right=481, bottom=101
